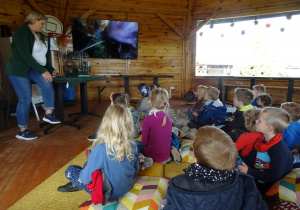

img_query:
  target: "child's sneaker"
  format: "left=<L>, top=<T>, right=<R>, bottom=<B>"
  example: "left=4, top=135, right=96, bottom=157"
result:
left=171, top=146, right=182, bottom=164
left=141, top=157, right=153, bottom=170
left=43, top=113, right=61, bottom=124
left=16, top=129, right=38, bottom=140
left=87, top=133, right=97, bottom=141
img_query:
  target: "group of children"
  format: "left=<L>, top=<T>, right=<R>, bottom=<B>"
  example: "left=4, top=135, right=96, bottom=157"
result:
left=57, top=81, right=300, bottom=209
left=57, top=83, right=181, bottom=205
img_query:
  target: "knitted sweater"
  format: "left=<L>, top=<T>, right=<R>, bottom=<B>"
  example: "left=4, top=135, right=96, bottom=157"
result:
left=5, top=23, right=54, bottom=78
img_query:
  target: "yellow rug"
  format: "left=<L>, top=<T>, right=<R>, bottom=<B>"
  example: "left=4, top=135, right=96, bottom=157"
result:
left=9, top=149, right=90, bottom=210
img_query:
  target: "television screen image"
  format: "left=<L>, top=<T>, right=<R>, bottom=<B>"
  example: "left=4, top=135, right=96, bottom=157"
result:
left=72, top=18, right=138, bottom=59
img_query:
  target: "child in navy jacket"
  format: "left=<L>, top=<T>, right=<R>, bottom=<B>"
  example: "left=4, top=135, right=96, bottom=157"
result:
left=160, top=126, right=267, bottom=210
left=238, top=107, right=293, bottom=194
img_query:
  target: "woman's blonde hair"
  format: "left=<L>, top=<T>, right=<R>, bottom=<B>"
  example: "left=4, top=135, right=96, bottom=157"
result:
left=25, top=11, right=47, bottom=24
left=93, top=104, right=136, bottom=162
left=196, top=85, right=207, bottom=100
left=148, top=88, right=169, bottom=126
left=243, top=107, right=262, bottom=132
left=193, top=126, right=237, bottom=171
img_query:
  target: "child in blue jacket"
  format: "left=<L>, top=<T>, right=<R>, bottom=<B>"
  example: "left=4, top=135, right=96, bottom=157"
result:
left=188, top=86, right=227, bottom=129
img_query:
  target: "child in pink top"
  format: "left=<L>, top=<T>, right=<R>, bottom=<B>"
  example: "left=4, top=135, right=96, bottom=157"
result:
left=235, top=107, right=263, bottom=157
left=141, top=88, right=172, bottom=163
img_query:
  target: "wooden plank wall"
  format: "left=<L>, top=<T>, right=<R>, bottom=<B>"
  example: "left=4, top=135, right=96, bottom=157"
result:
left=1, top=0, right=300, bottom=103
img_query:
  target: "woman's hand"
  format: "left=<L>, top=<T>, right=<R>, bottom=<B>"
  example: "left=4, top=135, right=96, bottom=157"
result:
left=42, top=71, right=53, bottom=82
left=52, top=70, right=59, bottom=76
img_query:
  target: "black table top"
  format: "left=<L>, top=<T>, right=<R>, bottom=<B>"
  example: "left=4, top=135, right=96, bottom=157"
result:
left=111, top=74, right=173, bottom=78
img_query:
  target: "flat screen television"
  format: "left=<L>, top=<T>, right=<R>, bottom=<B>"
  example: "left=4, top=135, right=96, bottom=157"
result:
left=72, top=18, right=138, bottom=59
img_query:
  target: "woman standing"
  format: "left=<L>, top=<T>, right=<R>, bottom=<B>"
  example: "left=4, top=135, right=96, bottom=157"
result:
left=5, top=10, right=60, bottom=140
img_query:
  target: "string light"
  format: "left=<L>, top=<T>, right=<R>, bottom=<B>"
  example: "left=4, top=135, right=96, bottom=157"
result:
left=254, top=18, right=258, bottom=25
left=230, top=19, right=235, bottom=27
left=210, top=23, right=214, bottom=29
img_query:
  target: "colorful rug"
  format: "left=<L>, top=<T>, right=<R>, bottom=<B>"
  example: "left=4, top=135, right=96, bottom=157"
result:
left=9, top=149, right=90, bottom=210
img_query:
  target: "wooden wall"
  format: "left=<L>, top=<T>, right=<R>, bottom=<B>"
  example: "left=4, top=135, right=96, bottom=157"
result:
left=1, top=0, right=300, bottom=103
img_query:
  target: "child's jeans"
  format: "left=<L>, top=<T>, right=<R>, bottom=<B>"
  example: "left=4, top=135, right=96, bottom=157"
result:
left=65, top=163, right=92, bottom=194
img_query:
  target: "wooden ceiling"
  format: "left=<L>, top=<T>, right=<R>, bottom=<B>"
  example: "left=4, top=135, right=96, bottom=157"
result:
left=1, top=0, right=300, bottom=34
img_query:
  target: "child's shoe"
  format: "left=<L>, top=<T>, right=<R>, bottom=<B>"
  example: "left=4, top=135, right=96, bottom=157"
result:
left=141, top=157, right=153, bottom=170
left=171, top=146, right=182, bottom=164
left=87, top=133, right=97, bottom=141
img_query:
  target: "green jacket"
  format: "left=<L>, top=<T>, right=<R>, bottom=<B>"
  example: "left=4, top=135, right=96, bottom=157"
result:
left=5, top=23, right=54, bottom=78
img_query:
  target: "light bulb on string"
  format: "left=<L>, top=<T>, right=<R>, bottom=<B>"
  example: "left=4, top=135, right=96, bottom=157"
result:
left=254, top=18, right=258, bottom=25
left=210, top=23, right=214, bottom=29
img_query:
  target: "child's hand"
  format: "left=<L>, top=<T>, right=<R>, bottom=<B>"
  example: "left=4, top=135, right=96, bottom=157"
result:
left=292, top=149, right=299, bottom=154
left=237, top=162, right=248, bottom=174
left=192, top=112, right=199, bottom=117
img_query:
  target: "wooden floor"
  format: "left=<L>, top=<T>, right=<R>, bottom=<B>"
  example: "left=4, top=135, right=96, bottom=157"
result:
left=0, top=98, right=189, bottom=210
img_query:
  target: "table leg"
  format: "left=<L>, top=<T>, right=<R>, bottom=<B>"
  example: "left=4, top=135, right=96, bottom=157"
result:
left=124, top=78, right=129, bottom=94
left=153, top=77, right=158, bottom=87
left=218, top=77, right=223, bottom=101
left=69, top=82, right=102, bottom=122
left=250, top=79, right=256, bottom=89
left=42, top=82, right=80, bottom=134
left=287, top=79, right=294, bottom=102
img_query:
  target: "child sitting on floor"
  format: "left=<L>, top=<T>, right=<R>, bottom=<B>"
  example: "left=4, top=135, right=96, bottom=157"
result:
left=186, top=85, right=207, bottom=121
left=136, top=83, right=151, bottom=118
left=238, top=107, right=293, bottom=194
left=251, top=84, right=266, bottom=108
left=235, top=107, right=263, bottom=158
left=57, top=105, right=139, bottom=204
left=88, top=92, right=140, bottom=141
left=141, top=88, right=181, bottom=164
left=257, top=93, right=272, bottom=108
left=187, top=86, right=227, bottom=129
left=221, top=88, right=254, bottom=133
left=281, top=102, right=300, bottom=150
left=160, top=126, right=267, bottom=210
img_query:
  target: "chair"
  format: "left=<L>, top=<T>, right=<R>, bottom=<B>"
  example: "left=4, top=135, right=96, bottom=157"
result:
left=31, top=84, right=44, bottom=121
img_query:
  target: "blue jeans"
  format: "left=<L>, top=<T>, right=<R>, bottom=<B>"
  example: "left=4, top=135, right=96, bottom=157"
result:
left=8, top=69, right=54, bottom=128
left=65, top=163, right=92, bottom=194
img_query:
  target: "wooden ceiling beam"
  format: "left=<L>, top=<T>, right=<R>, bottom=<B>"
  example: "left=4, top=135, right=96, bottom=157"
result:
left=187, top=9, right=220, bottom=40
left=25, top=0, right=47, bottom=15
left=80, top=10, right=97, bottom=18
left=63, top=0, right=70, bottom=34
left=157, top=14, right=184, bottom=39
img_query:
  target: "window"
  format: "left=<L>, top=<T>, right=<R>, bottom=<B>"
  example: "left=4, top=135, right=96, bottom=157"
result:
left=196, top=13, right=300, bottom=77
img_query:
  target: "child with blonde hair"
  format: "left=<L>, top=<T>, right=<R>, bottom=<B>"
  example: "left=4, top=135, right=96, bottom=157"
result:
left=257, top=93, right=272, bottom=108
left=251, top=84, right=266, bottom=108
left=58, top=105, right=139, bottom=203
left=235, top=107, right=263, bottom=157
left=188, top=86, right=227, bottom=129
left=238, top=107, right=293, bottom=193
left=281, top=102, right=300, bottom=150
left=186, top=85, right=207, bottom=121
left=141, top=88, right=181, bottom=163
left=160, top=126, right=267, bottom=210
